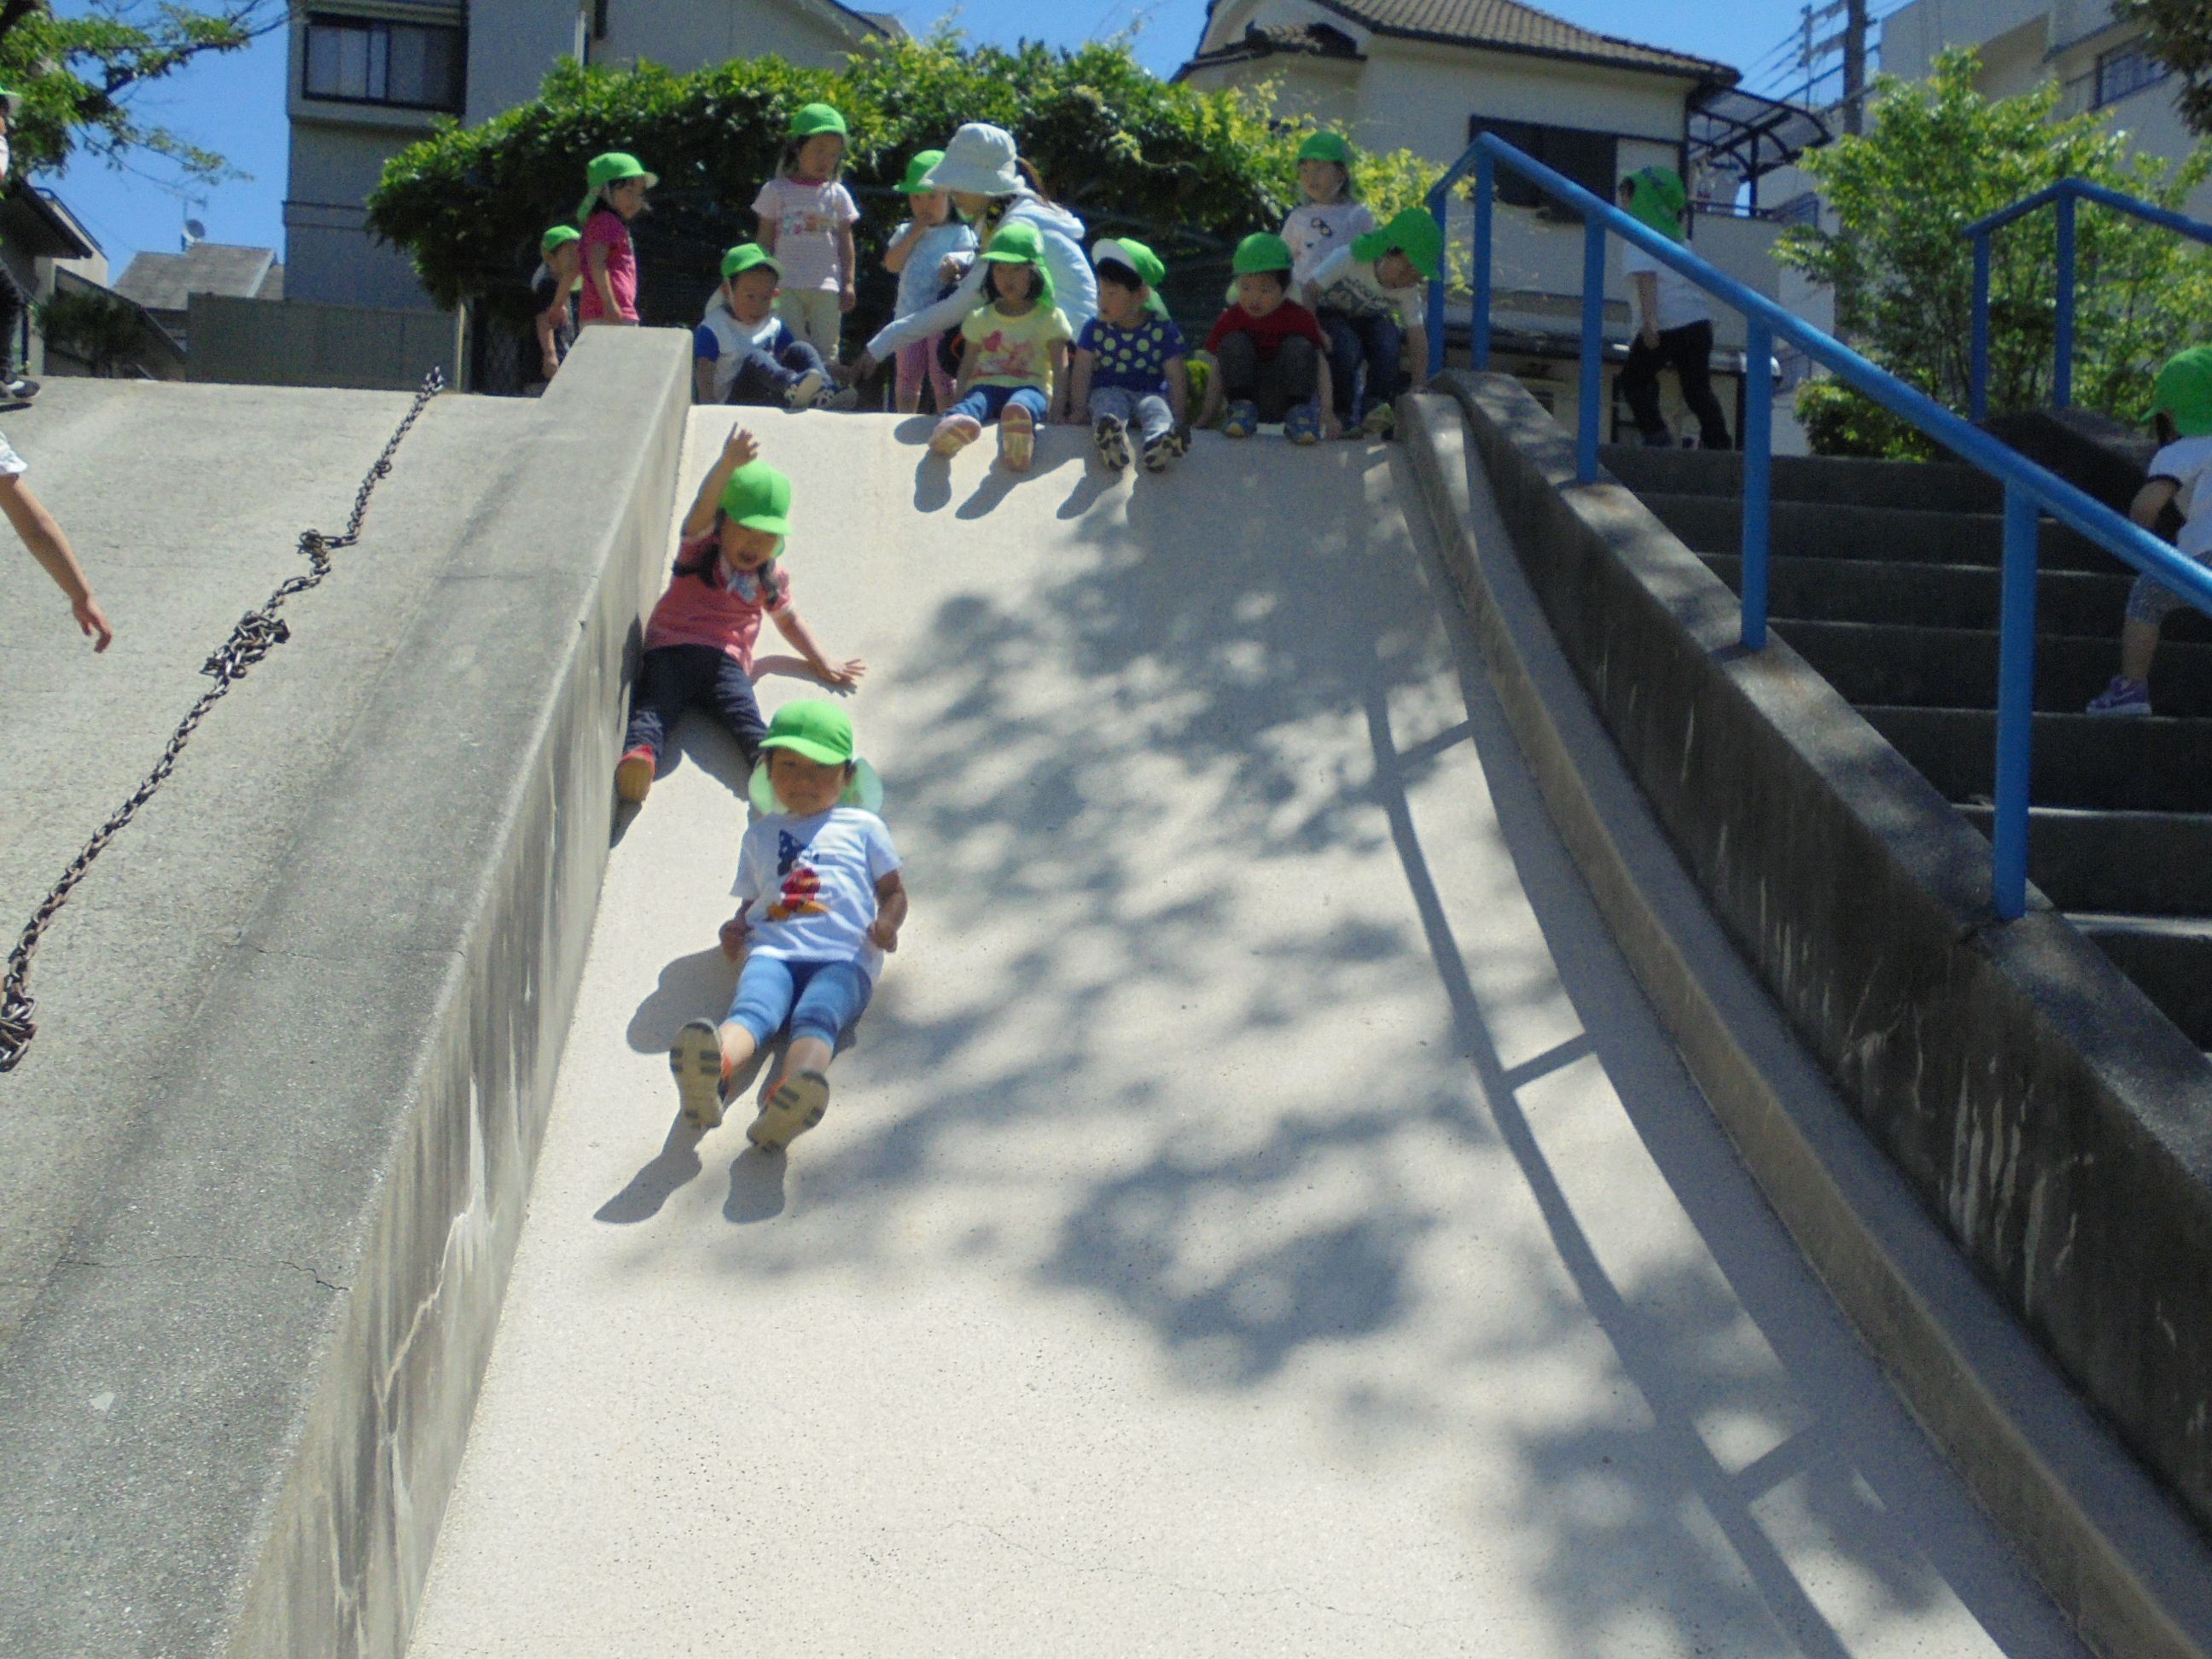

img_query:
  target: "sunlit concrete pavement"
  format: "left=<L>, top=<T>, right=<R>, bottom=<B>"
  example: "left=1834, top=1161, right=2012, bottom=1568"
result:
left=408, top=410, right=2082, bottom=1657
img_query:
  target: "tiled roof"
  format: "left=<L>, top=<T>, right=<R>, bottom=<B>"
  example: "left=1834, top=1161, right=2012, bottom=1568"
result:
left=1185, top=20, right=1366, bottom=68
left=1316, top=0, right=1735, bottom=82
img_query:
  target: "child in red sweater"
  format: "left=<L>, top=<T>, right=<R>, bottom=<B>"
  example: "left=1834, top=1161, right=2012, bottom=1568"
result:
left=1197, top=233, right=1338, bottom=443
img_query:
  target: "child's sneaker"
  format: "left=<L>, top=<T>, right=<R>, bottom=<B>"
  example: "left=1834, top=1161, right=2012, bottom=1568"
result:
left=2, top=374, right=38, bottom=404
left=1361, top=402, right=1397, bottom=440
left=670, top=1019, right=726, bottom=1130
left=748, top=1068, right=830, bottom=1151
left=1284, top=403, right=1321, bottom=445
left=615, top=746, right=655, bottom=804
left=784, top=369, right=828, bottom=411
left=2087, top=676, right=2152, bottom=716
left=1094, top=415, right=1131, bottom=471
left=1165, top=422, right=1192, bottom=458
left=929, top=414, right=982, bottom=456
left=1000, top=406, right=1035, bottom=472
left=1141, top=430, right=1176, bottom=473
left=812, top=383, right=860, bottom=412
left=1222, top=400, right=1259, bottom=439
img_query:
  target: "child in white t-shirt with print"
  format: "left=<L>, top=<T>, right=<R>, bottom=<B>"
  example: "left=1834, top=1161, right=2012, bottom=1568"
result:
left=669, top=700, right=907, bottom=1153
left=1281, top=131, right=1376, bottom=289
left=754, top=102, right=860, bottom=363
left=1302, top=207, right=1439, bottom=439
left=2087, top=348, right=2212, bottom=716
left=882, top=148, right=978, bottom=415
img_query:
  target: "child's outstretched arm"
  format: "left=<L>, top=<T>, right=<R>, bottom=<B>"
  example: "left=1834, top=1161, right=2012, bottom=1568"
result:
left=867, top=870, right=908, bottom=952
left=768, top=605, right=866, bottom=690
left=1165, top=355, right=1190, bottom=428
left=680, top=425, right=760, bottom=540
left=1063, top=346, right=1096, bottom=426
left=3, top=474, right=111, bottom=651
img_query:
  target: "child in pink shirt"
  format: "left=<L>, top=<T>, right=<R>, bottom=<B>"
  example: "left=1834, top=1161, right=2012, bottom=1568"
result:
left=754, top=103, right=859, bottom=364
left=578, top=151, right=655, bottom=326
left=615, top=426, right=864, bottom=805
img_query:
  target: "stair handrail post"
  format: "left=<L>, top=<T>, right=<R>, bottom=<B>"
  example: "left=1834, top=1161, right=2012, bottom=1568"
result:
left=1578, top=214, right=1605, bottom=483
left=1970, top=230, right=1992, bottom=422
left=1473, top=148, right=1494, bottom=374
left=1742, top=318, right=1774, bottom=651
left=1993, top=483, right=2041, bottom=922
left=2054, top=188, right=2076, bottom=410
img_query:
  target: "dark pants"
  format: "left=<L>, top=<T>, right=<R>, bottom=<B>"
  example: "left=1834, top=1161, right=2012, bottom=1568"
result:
left=1216, top=331, right=1320, bottom=423
left=724, top=338, right=828, bottom=405
left=0, top=257, right=25, bottom=378
left=624, top=643, right=766, bottom=768
left=1320, top=311, right=1404, bottom=422
left=1619, top=319, right=1730, bottom=450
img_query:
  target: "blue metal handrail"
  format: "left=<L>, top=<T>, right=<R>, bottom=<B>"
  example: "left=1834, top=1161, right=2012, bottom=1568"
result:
left=1424, top=132, right=2212, bottom=922
left=1964, top=178, right=2212, bottom=421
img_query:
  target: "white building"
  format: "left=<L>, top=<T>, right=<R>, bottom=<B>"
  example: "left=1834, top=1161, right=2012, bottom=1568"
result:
left=1881, top=0, right=2210, bottom=219
left=284, top=0, right=899, bottom=311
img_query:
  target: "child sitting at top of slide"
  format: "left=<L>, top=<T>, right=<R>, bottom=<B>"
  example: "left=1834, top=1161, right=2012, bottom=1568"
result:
left=615, top=427, right=864, bottom=805
left=693, top=243, right=858, bottom=410
left=1065, top=236, right=1190, bottom=474
left=669, top=699, right=907, bottom=1152
left=1281, top=131, right=1375, bottom=289
left=1302, top=206, right=1441, bottom=439
left=1198, top=233, right=1336, bottom=443
left=928, top=222, right=1072, bottom=473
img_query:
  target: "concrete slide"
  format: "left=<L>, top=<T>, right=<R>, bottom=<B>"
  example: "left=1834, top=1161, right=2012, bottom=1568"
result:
left=407, top=410, right=2085, bottom=1656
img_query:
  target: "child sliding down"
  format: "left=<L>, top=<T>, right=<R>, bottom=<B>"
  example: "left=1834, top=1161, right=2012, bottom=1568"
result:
left=929, top=222, right=1071, bottom=472
left=670, top=701, right=907, bottom=1152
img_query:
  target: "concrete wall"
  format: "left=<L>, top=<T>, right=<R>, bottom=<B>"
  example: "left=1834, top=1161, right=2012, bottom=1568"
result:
left=598, top=0, right=864, bottom=75
left=188, top=294, right=459, bottom=391
left=463, top=0, right=579, bottom=119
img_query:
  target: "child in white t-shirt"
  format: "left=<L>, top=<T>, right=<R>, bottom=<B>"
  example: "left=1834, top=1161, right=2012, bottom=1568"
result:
left=1302, top=207, right=1439, bottom=439
left=669, top=700, right=907, bottom=1152
left=1281, top=131, right=1375, bottom=289
left=754, top=103, right=860, bottom=363
left=1615, top=166, right=1731, bottom=451
left=692, top=243, right=859, bottom=410
left=2087, top=348, right=2212, bottom=716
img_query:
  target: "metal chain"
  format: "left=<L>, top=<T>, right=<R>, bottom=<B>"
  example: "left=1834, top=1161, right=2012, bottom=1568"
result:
left=0, top=368, right=445, bottom=1074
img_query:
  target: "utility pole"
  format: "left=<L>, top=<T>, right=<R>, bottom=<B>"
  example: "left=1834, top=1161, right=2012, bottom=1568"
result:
left=1842, top=0, right=1870, bottom=134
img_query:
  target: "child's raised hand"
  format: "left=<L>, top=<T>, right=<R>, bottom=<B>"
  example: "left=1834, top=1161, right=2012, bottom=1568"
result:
left=719, top=913, right=751, bottom=961
left=818, top=656, right=868, bottom=690
left=722, top=425, right=760, bottom=469
left=867, top=917, right=901, bottom=952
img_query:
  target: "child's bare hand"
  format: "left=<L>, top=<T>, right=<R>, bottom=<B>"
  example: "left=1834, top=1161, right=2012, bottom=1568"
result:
left=722, top=425, right=760, bottom=468
left=719, top=915, right=750, bottom=960
left=818, top=657, right=867, bottom=690
left=839, top=284, right=858, bottom=314
left=867, top=917, right=901, bottom=952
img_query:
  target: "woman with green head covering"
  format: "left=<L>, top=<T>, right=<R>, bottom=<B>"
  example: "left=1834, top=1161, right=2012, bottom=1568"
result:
left=2086, top=346, right=2212, bottom=714
left=1615, top=165, right=1730, bottom=451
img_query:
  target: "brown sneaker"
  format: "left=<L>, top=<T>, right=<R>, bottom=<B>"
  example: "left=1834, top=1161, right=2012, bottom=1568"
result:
left=747, top=1068, right=830, bottom=1151
left=669, top=1019, right=726, bottom=1129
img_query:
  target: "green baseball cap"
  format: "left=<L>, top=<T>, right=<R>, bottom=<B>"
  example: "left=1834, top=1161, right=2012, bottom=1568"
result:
left=2153, top=347, right=2212, bottom=437
left=1352, top=207, right=1443, bottom=280
left=749, top=699, right=884, bottom=815
left=981, top=220, right=1056, bottom=306
left=719, top=459, right=793, bottom=538
left=1622, top=166, right=1688, bottom=243
left=720, top=242, right=781, bottom=280
left=541, top=224, right=582, bottom=253
left=1297, top=131, right=1353, bottom=166
left=1231, top=231, right=1295, bottom=277
left=585, top=151, right=655, bottom=191
left=899, top=149, right=946, bottom=194
left=1091, top=236, right=1166, bottom=290
left=789, top=102, right=849, bottom=140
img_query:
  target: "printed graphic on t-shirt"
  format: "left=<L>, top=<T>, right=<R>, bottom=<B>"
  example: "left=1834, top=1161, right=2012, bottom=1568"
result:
left=768, top=829, right=831, bottom=922
left=972, top=323, right=1045, bottom=382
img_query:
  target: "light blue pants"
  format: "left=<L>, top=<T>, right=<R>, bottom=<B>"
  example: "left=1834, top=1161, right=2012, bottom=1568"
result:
left=1089, top=386, right=1173, bottom=445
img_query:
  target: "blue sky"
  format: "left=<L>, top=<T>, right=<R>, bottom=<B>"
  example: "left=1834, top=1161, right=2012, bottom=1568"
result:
left=46, top=0, right=1823, bottom=280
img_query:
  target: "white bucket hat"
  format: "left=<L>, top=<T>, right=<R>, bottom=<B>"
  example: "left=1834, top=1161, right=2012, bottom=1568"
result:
left=923, top=123, right=1024, bottom=198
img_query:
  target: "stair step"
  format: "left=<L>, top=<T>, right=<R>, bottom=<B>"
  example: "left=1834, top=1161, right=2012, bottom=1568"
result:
left=2066, top=913, right=2212, bottom=1048
left=1703, top=555, right=2212, bottom=643
left=1956, top=806, right=2212, bottom=915
left=1778, top=621, right=2212, bottom=714
left=1862, top=707, right=2212, bottom=813
left=1599, top=444, right=2001, bottom=510
left=1642, top=492, right=2117, bottom=573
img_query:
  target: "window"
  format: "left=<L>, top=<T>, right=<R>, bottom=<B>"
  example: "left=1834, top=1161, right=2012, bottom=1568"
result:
left=304, top=15, right=464, bottom=110
left=2094, top=40, right=2168, bottom=109
left=1469, top=117, right=1620, bottom=219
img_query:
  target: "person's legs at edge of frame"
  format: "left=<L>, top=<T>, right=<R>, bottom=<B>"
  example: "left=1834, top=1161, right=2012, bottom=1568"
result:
left=1090, top=383, right=1137, bottom=470
left=618, top=643, right=719, bottom=802
left=1665, top=320, right=1730, bottom=450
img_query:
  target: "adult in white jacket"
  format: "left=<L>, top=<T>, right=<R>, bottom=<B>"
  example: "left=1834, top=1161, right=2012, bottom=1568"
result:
left=852, top=124, right=1096, bottom=381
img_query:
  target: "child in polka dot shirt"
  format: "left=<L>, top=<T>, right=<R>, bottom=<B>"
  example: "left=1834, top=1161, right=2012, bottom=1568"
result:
left=1064, top=237, right=1190, bottom=473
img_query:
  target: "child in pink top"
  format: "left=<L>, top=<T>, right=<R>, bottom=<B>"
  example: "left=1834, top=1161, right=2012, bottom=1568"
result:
left=578, top=151, right=655, bottom=326
left=754, top=103, right=859, bottom=363
left=614, top=425, right=864, bottom=806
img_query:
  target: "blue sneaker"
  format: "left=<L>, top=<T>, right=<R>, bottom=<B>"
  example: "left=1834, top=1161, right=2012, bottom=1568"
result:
left=2086, top=676, right=2151, bottom=716
left=1284, top=403, right=1321, bottom=445
left=1222, top=400, right=1259, bottom=439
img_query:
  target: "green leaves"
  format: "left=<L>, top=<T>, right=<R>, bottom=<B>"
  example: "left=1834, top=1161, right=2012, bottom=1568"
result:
left=2118, top=0, right=2212, bottom=139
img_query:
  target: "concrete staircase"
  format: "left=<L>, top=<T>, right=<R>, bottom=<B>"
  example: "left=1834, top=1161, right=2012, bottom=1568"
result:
left=1604, top=443, right=2212, bottom=1051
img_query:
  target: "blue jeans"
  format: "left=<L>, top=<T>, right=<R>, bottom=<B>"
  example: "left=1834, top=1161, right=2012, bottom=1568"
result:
left=726, top=955, right=873, bottom=1049
left=724, top=338, right=828, bottom=405
left=1320, top=311, right=1404, bottom=422
left=1089, top=386, right=1173, bottom=444
left=950, top=382, right=1049, bottom=426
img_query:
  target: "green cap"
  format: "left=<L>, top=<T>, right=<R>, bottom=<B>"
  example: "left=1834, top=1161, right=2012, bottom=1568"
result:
left=0, top=87, right=22, bottom=118
left=1231, top=231, right=1295, bottom=277
left=719, top=459, right=793, bottom=538
left=720, top=242, right=781, bottom=280
left=579, top=151, right=655, bottom=222
left=1622, top=166, right=1688, bottom=244
left=541, top=224, right=581, bottom=254
left=1297, top=131, right=1353, bottom=166
left=981, top=220, right=1056, bottom=306
left=1352, top=207, right=1443, bottom=279
left=748, top=699, right=885, bottom=816
left=789, top=102, right=849, bottom=140
left=1091, top=236, right=1166, bottom=290
left=899, top=149, right=946, bottom=194
left=2153, top=347, right=2212, bottom=437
